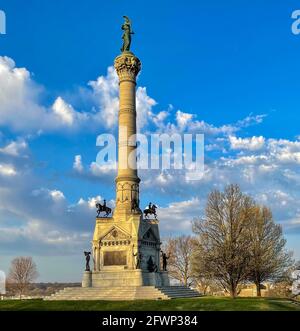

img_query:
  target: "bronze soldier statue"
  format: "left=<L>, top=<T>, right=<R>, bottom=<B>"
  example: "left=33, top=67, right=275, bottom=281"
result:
left=133, top=250, right=143, bottom=269
left=84, top=251, right=91, bottom=271
left=161, top=251, right=170, bottom=271
left=147, top=256, right=156, bottom=273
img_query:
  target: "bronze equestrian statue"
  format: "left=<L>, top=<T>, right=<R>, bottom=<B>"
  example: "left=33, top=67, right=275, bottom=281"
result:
left=143, top=202, right=158, bottom=219
left=96, top=199, right=112, bottom=217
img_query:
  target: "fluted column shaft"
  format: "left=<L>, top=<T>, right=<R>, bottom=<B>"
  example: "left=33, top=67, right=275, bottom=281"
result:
left=114, top=52, right=141, bottom=214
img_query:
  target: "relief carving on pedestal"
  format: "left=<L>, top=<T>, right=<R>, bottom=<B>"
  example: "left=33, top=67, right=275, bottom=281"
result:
left=102, top=227, right=130, bottom=241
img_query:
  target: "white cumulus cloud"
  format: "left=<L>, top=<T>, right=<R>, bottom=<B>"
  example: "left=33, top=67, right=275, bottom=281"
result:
left=0, top=139, right=28, bottom=156
left=229, top=135, right=265, bottom=151
left=52, top=97, right=76, bottom=126
left=73, top=155, right=84, bottom=172
left=0, top=163, right=17, bottom=176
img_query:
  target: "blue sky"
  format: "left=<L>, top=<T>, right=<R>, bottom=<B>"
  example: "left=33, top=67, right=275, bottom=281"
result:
left=1, top=0, right=300, bottom=281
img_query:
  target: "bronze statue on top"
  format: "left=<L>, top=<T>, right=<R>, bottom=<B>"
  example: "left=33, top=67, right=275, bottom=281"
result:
left=121, top=16, right=134, bottom=52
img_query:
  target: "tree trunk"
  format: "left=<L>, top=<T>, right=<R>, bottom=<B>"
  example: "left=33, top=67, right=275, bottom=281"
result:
left=256, top=283, right=261, bottom=297
left=184, top=274, right=188, bottom=287
left=230, top=283, right=238, bottom=298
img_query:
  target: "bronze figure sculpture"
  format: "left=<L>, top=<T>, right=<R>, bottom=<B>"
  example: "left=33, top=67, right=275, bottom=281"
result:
left=96, top=200, right=112, bottom=217
left=131, top=198, right=140, bottom=213
left=121, top=16, right=134, bottom=52
left=133, top=250, right=143, bottom=269
left=161, top=251, right=170, bottom=271
left=143, top=202, right=158, bottom=219
left=147, top=256, right=157, bottom=273
left=84, top=251, right=91, bottom=271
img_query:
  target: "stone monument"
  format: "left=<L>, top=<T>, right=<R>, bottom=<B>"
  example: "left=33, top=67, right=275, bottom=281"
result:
left=82, top=16, right=169, bottom=288
left=45, top=17, right=201, bottom=300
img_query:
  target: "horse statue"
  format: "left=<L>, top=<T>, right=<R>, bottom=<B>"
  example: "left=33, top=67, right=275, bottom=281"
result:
left=143, top=202, right=157, bottom=219
left=96, top=200, right=112, bottom=217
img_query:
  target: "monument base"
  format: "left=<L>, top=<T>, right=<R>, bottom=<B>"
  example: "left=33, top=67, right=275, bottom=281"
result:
left=82, top=270, right=170, bottom=287
left=45, top=285, right=201, bottom=301
left=82, top=271, right=92, bottom=288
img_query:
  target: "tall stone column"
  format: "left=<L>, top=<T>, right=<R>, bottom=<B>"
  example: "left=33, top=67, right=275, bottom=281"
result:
left=114, top=52, right=141, bottom=215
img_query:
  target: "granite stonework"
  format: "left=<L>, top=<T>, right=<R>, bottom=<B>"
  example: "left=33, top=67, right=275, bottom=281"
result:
left=81, top=50, right=170, bottom=289
left=43, top=46, right=202, bottom=299
left=82, top=214, right=170, bottom=287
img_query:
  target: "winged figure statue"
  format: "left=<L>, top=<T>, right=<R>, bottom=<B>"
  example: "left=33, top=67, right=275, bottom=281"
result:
left=121, top=15, right=134, bottom=52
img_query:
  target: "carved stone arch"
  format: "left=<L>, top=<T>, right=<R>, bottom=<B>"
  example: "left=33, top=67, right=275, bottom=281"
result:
left=123, top=182, right=131, bottom=190
left=117, top=183, right=124, bottom=190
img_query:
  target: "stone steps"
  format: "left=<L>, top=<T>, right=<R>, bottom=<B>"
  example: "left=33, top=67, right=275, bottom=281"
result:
left=44, top=286, right=201, bottom=301
left=157, top=286, right=200, bottom=298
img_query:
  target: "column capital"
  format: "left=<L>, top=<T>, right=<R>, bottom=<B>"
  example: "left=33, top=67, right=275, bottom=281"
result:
left=114, top=52, right=141, bottom=82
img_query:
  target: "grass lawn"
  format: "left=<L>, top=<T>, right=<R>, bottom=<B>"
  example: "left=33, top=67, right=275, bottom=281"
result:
left=0, top=297, right=299, bottom=311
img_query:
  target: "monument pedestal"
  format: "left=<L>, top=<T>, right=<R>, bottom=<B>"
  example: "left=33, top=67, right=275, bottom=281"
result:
left=82, top=271, right=92, bottom=288
left=84, top=214, right=170, bottom=288
left=85, top=269, right=170, bottom=287
left=160, top=271, right=170, bottom=286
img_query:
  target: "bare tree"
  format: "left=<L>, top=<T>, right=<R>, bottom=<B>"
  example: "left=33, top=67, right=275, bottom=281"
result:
left=164, top=235, right=195, bottom=286
left=248, top=206, right=294, bottom=296
left=193, top=184, right=254, bottom=298
left=191, top=243, right=215, bottom=295
left=8, top=257, right=39, bottom=298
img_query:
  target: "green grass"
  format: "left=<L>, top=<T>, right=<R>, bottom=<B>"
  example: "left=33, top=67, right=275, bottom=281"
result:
left=0, top=297, right=299, bottom=311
